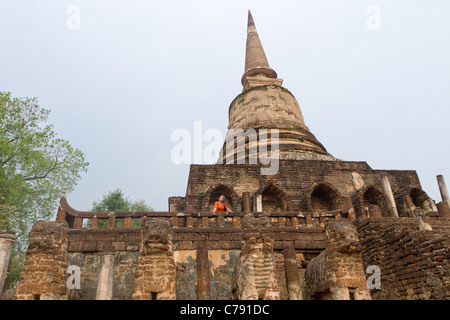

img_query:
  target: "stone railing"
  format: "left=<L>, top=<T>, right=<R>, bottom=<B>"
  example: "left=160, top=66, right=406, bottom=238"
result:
left=56, top=198, right=345, bottom=230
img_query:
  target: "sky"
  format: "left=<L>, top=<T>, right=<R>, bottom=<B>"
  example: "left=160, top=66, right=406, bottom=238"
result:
left=0, top=0, right=449, bottom=214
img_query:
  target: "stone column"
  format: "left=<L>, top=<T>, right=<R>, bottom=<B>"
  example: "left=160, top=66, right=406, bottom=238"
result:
left=381, top=175, right=399, bottom=217
left=254, top=194, right=263, bottom=212
left=196, top=242, right=211, bottom=300
left=96, top=253, right=115, bottom=300
left=0, top=232, right=16, bottom=297
left=243, top=192, right=251, bottom=213
left=437, top=175, right=450, bottom=207
left=282, top=241, right=302, bottom=300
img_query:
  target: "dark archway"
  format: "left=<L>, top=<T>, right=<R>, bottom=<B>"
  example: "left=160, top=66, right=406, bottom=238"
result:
left=352, top=186, right=392, bottom=218
left=302, top=183, right=342, bottom=212
left=362, top=186, right=391, bottom=217
left=410, top=188, right=434, bottom=211
left=310, top=184, right=342, bottom=212
left=259, top=184, right=289, bottom=213
left=204, top=184, right=241, bottom=212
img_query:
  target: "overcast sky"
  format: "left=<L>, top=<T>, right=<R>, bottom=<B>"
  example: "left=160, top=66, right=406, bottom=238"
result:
left=1, top=0, right=449, bottom=214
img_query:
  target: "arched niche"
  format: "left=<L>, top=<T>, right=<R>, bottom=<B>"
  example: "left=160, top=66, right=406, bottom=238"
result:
left=410, top=188, right=435, bottom=212
left=310, top=183, right=342, bottom=212
left=256, top=183, right=289, bottom=213
left=302, top=183, right=343, bottom=212
left=352, top=186, right=392, bottom=218
left=203, top=184, right=241, bottom=212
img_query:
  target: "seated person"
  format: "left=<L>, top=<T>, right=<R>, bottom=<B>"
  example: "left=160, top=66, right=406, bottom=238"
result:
left=213, top=195, right=232, bottom=226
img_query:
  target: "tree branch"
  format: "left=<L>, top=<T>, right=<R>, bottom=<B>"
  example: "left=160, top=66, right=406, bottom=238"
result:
left=0, top=155, right=15, bottom=168
left=23, top=162, right=58, bottom=181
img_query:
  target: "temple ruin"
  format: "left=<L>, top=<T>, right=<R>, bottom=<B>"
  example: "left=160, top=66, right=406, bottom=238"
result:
left=2, top=11, right=450, bottom=301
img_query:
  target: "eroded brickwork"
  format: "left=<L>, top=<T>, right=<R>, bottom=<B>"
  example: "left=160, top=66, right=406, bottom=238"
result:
left=305, top=220, right=371, bottom=300
left=233, top=218, right=280, bottom=300
left=132, top=219, right=176, bottom=300
left=355, top=217, right=450, bottom=300
left=13, top=221, right=69, bottom=300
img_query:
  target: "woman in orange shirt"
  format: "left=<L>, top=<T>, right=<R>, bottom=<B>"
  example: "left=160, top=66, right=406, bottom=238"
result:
left=213, top=195, right=232, bottom=226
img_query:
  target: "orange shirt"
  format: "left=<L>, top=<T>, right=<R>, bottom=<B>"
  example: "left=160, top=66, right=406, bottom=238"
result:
left=214, top=201, right=229, bottom=212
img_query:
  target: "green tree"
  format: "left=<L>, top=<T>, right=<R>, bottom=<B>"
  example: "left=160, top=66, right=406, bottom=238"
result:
left=0, top=91, right=89, bottom=288
left=0, top=198, right=17, bottom=231
left=90, top=189, right=153, bottom=228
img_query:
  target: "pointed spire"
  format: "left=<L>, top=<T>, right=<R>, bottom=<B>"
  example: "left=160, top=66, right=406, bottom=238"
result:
left=242, top=10, right=280, bottom=87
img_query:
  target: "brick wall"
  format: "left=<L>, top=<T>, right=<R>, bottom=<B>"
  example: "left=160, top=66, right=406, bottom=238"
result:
left=67, top=228, right=140, bottom=253
left=56, top=218, right=331, bottom=300
left=305, top=221, right=371, bottom=300
left=355, top=217, right=450, bottom=300
left=13, top=221, right=69, bottom=300
left=65, top=228, right=141, bottom=300
left=67, top=251, right=139, bottom=300
left=183, top=160, right=422, bottom=214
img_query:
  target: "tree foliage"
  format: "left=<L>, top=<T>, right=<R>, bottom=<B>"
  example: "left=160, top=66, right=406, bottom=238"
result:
left=91, top=188, right=153, bottom=212
left=0, top=198, right=17, bottom=231
left=0, top=91, right=89, bottom=288
left=90, top=189, right=153, bottom=228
